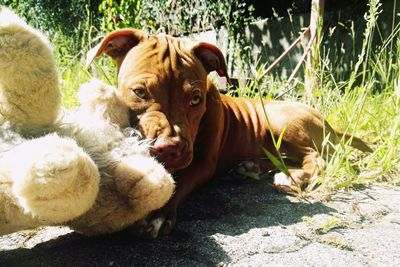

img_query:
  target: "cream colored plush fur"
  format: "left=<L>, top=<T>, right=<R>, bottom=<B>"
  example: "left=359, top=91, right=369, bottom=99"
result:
left=61, top=80, right=175, bottom=235
left=0, top=133, right=101, bottom=234
left=0, top=7, right=60, bottom=134
left=0, top=7, right=101, bottom=235
left=0, top=8, right=174, bottom=236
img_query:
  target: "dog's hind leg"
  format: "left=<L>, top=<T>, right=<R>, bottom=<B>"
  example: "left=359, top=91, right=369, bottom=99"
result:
left=273, top=149, right=326, bottom=193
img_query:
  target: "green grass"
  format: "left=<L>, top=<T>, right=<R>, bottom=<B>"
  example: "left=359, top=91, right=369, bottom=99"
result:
left=56, top=49, right=116, bottom=109
left=54, top=0, right=399, bottom=194
left=230, top=0, right=400, bottom=193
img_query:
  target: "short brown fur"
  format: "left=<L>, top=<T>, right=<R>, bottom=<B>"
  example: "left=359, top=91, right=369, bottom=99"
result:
left=89, top=29, right=371, bottom=238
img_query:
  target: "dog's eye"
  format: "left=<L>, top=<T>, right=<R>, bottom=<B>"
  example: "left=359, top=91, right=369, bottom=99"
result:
left=190, top=95, right=202, bottom=106
left=131, top=88, right=147, bottom=99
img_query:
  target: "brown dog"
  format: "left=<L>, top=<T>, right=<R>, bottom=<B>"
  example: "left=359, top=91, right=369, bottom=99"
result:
left=88, top=29, right=372, bottom=238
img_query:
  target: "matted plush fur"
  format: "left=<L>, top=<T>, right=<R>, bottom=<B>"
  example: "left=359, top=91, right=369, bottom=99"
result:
left=0, top=7, right=174, bottom=236
left=60, top=80, right=175, bottom=235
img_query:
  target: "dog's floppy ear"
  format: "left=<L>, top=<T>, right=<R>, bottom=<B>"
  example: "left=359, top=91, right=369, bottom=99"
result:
left=191, top=42, right=230, bottom=82
left=86, top=28, right=148, bottom=68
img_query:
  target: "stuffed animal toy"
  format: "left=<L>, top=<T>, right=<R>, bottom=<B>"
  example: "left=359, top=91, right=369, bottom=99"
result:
left=0, top=7, right=174, bottom=236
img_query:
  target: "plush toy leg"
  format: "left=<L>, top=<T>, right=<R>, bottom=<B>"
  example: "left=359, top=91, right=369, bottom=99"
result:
left=0, top=8, right=60, bottom=133
left=0, top=134, right=100, bottom=235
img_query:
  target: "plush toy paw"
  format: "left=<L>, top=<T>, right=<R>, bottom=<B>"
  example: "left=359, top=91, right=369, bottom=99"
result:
left=0, top=134, right=100, bottom=229
left=114, top=154, right=175, bottom=212
left=69, top=152, right=175, bottom=236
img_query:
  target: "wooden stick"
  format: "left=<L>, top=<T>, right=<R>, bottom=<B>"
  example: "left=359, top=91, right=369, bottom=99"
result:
left=304, top=0, right=325, bottom=100
left=260, top=27, right=311, bottom=78
left=287, top=33, right=316, bottom=84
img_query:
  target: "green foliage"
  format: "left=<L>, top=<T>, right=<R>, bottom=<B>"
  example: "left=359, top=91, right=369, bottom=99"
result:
left=0, top=0, right=100, bottom=35
left=93, top=0, right=256, bottom=78
left=1, top=0, right=399, bottom=192
left=226, top=0, right=400, bottom=192
left=1, top=0, right=255, bottom=69
left=135, top=0, right=254, bottom=35
left=98, top=0, right=141, bottom=31
left=0, top=0, right=102, bottom=58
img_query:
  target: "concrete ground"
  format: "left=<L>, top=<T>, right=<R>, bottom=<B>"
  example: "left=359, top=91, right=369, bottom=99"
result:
left=1, top=178, right=399, bottom=267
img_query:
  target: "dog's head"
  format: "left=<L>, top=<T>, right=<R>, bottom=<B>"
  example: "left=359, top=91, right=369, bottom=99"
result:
left=88, top=29, right=228, bottom=172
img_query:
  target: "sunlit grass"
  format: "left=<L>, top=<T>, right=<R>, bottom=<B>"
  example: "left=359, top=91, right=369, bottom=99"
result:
left=225, top=0, right=399, bottom=192
left=54, top=0, right=399, bottom=193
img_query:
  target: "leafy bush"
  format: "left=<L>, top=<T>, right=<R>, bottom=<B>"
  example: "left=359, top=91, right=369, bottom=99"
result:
left=96, top=0, right=255, bottom=36
left=0, top=0, right=104, bottom=58
left=1, top=0, right=256, bottom=64
left=98, top=0, right=141, bottom=31
left=1, top=0, right=101, bottom=35
left=135, top=0, right=256, bottom=75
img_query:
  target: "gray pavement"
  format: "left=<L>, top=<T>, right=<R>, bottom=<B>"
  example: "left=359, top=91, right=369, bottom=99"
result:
left=1, top=178, right=399, bottom=267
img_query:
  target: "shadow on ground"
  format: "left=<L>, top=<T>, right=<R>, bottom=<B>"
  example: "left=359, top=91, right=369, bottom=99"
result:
left=0, top=177, right=338, bottom=266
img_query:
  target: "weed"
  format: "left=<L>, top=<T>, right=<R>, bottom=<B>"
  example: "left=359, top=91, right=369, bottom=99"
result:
left=302, top=215, right=348, bottom=235
left=319, top=233, right=353, bottom=251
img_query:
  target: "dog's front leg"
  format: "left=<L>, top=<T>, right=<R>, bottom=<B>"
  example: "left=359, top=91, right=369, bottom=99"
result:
left=129, top=158, right=218, bottom=238
left=130, top=89, right=225, bottom=238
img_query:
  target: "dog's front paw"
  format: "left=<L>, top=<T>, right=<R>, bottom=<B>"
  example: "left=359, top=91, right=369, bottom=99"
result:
left=130, top=204, right=177, bottom=239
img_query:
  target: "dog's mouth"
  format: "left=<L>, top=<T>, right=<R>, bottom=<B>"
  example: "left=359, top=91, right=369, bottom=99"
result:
left=152, top=153, right=192, bottom=173
left=163, top=163, right=188, bottom=173
left=129, top=111, right=193, bottom=172
left=149, top=141, right=192, bottom=173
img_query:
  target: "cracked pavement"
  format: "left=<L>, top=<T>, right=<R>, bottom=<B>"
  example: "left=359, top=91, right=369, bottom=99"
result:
left=1, top=178, right=399, bottom=267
